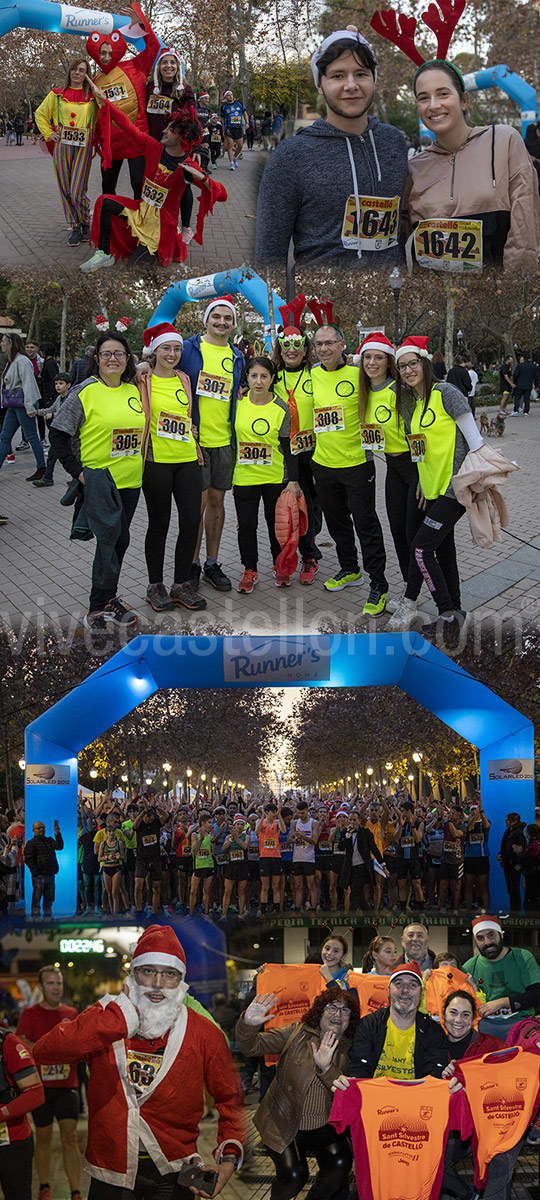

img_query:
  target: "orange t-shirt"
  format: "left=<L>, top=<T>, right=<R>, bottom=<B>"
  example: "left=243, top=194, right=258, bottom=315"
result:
left=256, top=963, right=326, bottom=1065
left=330, top=1075, right=472, bottom=1200
left=425, top=967, right=479, bottom=1030
left=348, top=972, right=389, bottom=1017
left=258, top=821, right=281, bottom=858
left=457, top=1046, right=540, bottom=1187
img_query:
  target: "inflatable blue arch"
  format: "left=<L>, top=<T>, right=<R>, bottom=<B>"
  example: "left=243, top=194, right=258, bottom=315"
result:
left=150, top=269, right=285, bottom=350
left=24, top=634, right=535, bottom=916
left=0, top=0, right=157, bottom=48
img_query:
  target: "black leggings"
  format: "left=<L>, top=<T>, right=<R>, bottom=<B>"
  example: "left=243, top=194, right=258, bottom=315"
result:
left=89, top=486, right=140, bottom=611
left=101, top=155, right=145, bottom=200
left=297, top=453, right=322, bottom=562
left=0, top=1134, right=33, bottom=1200
left=233, top=482, right=284, bottom=569
left=180, top=185, right=193, bottom=228
left=405, top=494, right=465, bottom=614
left=88, top=1159, right=192, bottom=1200
left=143, top=459, right=202, bottom=585
left=265, top=1124, right=352, bottom=1200
left=98, top=197, right=128, bottom=254
left=384, top=451, right=423, bottom=582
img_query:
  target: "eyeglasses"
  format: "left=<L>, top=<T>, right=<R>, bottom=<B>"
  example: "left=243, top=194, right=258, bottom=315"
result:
left=398, top=359, right=421, bottom=373
left=324, top=1004, right=348, bottom=1016
left=134, top=966, right=182, bottom=985
left=99, top=350, right=128, bottom=360
left=315, top=339, right=341, bottom=349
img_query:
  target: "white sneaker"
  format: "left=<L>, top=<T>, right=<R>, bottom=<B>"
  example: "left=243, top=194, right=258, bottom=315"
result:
left=386, top=597, right=418, bottom=631
left=80, top=249, right=115, bottom=273
left=386, top=591, right=405, bottom=614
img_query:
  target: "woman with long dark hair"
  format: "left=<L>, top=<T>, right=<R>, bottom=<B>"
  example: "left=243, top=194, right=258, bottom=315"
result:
left=0, top=332, right=44, bottom=480
left=34, top=58, right=97, bottom=246
left=49, top=331, right=145, bottom=629
left=236, top=986, right=356, bottom=1200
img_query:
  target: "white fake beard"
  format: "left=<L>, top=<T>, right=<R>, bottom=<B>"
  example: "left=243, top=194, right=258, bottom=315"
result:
left=129, top=975, right=188, bottom=1039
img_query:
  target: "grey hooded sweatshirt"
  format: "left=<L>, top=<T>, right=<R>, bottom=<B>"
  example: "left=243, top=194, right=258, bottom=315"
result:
left=255, top=116, right=408, bottom=267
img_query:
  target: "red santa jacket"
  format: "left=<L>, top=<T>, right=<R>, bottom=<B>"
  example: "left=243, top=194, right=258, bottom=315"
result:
left=33, top=991, right=246, bottom=1189
left=92, top=100, right=227, bottom=266
left=89, top=3, right=161, bottom=162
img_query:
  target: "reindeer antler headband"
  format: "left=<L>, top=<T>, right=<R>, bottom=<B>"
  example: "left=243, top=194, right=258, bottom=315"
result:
left=370, top=0, right=466, bottom=91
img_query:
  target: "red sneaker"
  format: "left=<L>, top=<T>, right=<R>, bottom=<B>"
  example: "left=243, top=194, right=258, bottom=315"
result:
left=273, top=567, right=291, bottom=588
left=237, top=569, right=258, bottom=594
left=299, top=559, right=318, bottom=585
left=5, top=454, right=15, bottom=464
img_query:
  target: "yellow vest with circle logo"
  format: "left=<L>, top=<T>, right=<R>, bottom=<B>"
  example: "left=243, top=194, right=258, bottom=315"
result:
left=233, top=392, right=287, bottom=486
left=410, top=385, right=457, bottom=500
left=149, top=375, right=198, bottom=465
left=311, top=364, right=365, bottom=468
left=78, top=378, right=145, bottom=489
left=364, top=381, right=408, bottom=454
left=274, top=368, right=314, bottom=430
left=197, top=340, right=235, bottom=448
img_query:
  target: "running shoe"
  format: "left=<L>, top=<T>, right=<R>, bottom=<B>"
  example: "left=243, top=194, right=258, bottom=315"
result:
left=146, top=583, right=174, bottom=612
left=189, top=562, right=201, bottom=590
left=363, top=588, right=388, bottom=616
left=422, top=610, right=470, bottom=649
left=299, top=559, right=318, bottom=585
left=5, top=454, right=15, bottom=463
left=273, top=567, right=291, bottom=587
left=203, top=562, right=232, bottom=591
left=80, top=223, right=91, bottom=242
left=83, top=610, right=107, bottom=631
left=386, top=591, right=405, bottom=613
left=229, top=161, right=236, bottom=170
left=103, top=597, right=139, bottom=626
left=237, top=569, right=258, bottom=594
left=386, top=598, right=418, bottom=631
left=170, top=582, right=207, bottom=610
left=16, top=441, right=29, bottom=451
left=323, top=568, right=363, bottom=591
left=0, top=515, right=8, bottom=524
left=26, top=468, right=45, bottom=482
left=80, top=249, right=115, bottom=273
left=68, top=226, right=82, bottom=246
left=33, top=477, right=54, bottom=487
left=237, top=152, right=243, bottom=159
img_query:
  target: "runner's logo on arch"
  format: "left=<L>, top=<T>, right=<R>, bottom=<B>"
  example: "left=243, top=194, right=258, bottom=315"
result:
left=223, top=637, right=331, bottom=683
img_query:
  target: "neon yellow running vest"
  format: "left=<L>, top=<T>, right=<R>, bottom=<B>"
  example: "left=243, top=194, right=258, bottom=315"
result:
left=311, top=364, right=366, bottom=468
left=78, top=378, right=145, bottom=489
left=409, top=385, right=457, bottom=499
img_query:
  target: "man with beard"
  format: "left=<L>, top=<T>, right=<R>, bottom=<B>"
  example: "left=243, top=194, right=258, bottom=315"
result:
left=33, top=926, right=246, bottom=1200
left=333, top=962, right=448, bottom=1083
left=255, top=26, right=408, bottom=266
left=463, top=915, right=540, bottom=1037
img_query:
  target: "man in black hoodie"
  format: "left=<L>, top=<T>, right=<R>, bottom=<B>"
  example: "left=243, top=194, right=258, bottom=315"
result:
left=255, top=27, right=408, bottom=267
left=24, top=820, right=64, bottom=920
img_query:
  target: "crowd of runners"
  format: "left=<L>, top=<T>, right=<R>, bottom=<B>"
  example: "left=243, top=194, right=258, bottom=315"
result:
left=12, top=778, right=538, bottom=921
left=1, top=297, right=517, bottom=645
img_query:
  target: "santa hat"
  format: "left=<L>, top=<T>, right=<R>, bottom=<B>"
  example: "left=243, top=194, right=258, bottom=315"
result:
left=199, top=91, right=210, bottom=100
left=395, top=336, right=430, bottom=363
left=143, top=323, right=183, bottom=353
left=153, top=47, right=182, bottom=93
left=278, top=325, right=305, bottom=342
left=131, top=925, right=186, bottom=976
left=311, top=25, right=377, bottom=85
left=357, top=332, right=395, bottom=357
left=472, top=916, right=503, bottom=937
left=389, top=961, right=423, bottom=986
left=233, top=813, right=245, bottom=823
left=203, top=295, right=237, bottom=326
left=335, top=809, right=349, bottom=817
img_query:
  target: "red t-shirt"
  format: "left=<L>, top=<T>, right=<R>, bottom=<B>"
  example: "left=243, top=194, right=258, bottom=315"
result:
left=16, top=1004, right=78, bottom=1088
left=0, top=1034, right=40, bottom=1141
left=331, top=1076, right=472, bottom=1200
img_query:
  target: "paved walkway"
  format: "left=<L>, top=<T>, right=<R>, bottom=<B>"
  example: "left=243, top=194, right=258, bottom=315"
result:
left=0, top=140, right=261, bottom=272
left=0, top=407, right=538, bottom=640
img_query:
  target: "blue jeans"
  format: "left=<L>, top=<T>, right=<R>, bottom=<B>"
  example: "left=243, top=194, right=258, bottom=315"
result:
left=31, top=874, right=55, bottom=918
left=0, top=408, right=45, bottom=468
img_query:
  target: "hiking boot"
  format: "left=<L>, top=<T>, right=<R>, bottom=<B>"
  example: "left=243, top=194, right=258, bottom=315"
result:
left=146, top=583, right=174, bottom=612
left=237, top=570, right=258, bottom=594
left=103, top=597, right=138, bottom=626
left=363, top=588, right=388, bottom=616
left=299, top=559, right=318, bottom=585
left=324, top=568, right=363, bottom=592
left=170, top=582, right=207, bottom=610
left=203, top=562, right=231, bottom=591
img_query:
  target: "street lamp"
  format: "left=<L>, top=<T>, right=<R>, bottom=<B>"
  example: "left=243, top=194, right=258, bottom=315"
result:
left=18, top=758, right=25, bottom=770
left=389, top=267, right=403, bottom=344
left=366, top=767, right=373, bottom=777
left=90, top=767, right=98, bottom=807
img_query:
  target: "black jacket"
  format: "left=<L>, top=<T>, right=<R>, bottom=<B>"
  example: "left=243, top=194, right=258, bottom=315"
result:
left=347, top=1006, right=448, bottom=1079
left=446, top=365, right=472, bottom=396
left=24, top=832, right=64, bottom=877
left=340, top=828, right=385, bottom=889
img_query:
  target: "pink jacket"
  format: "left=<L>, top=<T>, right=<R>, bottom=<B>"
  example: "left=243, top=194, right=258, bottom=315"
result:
left=451, top=444, right=519, bottom=548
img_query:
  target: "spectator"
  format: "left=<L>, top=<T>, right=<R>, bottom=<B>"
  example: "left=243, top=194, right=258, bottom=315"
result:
left=497, top=812, right=526, bottom=911
left=511, top=354, right=539, bottom=415
left=23, top=820, right=64, bottom=920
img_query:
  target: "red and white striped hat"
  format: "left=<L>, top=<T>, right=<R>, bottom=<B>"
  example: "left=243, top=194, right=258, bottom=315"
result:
left=395, top=336, right=430, bottom=363
left=203, top=295, right=237, bottom=326
left=131, top=924, right=186, bottom=976
left=143, top=323, right=183, bottom=353
left=357, top=331, right=395, bottom=357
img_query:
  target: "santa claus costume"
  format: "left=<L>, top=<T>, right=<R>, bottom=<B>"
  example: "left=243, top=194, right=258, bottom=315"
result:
left=33, top=925, right=246, bottom=1198
left=86, top=1, right=161, bottom=199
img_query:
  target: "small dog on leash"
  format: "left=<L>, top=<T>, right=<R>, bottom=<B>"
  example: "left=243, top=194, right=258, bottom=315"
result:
left=489, top=412, right=506, bottom=437
left=479, top=411, right=490, bottom=434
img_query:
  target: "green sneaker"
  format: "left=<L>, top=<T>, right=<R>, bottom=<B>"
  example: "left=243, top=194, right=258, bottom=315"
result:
left=80, top=249, right=115, bottom=273
left=363, top=588, right=388, bottom=616
left=324, top=568, right=363, bottom=592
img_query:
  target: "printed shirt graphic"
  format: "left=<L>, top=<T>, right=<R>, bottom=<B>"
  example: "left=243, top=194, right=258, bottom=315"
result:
left=463, top=947, right=540, bottom=1018
left=256, top=963, right=326, bottom=1065
left=348, top=972, right=389, bottom=1018
left=330, top=1075, right=472, bottom=1200
left=456, top=1047, right=540, bottom=1187
left=374, top=1018, right=416, bottom=1079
